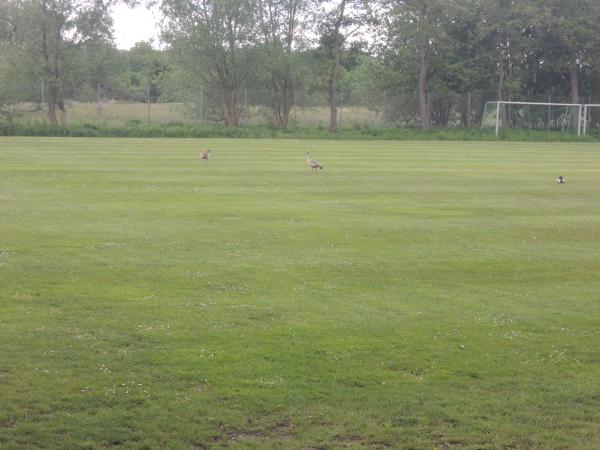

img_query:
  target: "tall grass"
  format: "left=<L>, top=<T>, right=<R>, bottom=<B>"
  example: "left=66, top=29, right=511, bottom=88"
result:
left=18, top=101, right=385, bottom=127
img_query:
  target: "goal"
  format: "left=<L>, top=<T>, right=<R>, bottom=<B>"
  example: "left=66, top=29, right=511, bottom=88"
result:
left=481, top=101, right=583, bottom=136
left=582, top=104, right=600, bottom=136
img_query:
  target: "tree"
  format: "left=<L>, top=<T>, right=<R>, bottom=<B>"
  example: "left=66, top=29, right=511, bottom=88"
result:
left=160, top=0, right=257, bottom=126
left=255, top=0, right=313, bottom=128
left=472, top=0, right=532, bottom=125
left=384, top=0, right=461, bottom=129
left=2, top=0, right=114, bottom=126
left=531, top=0, right=600, bottom=104
left=0, top=1, right=37, bottom=118
left=0, top=52, right=16, bottom=120
left=0, top=5, right=15, bottom=118
left=316, top=0, right=372, bottom=132
left=440, top=0, right=488, bottom=126
left=127, top=41, right=169, bottom=102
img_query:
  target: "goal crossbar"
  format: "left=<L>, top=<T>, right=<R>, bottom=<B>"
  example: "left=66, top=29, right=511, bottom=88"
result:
left=496, top=101, right=583, bottom=107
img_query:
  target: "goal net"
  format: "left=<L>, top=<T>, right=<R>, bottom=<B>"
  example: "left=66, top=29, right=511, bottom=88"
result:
left=582, top=104, right=600, bottom=136
left=481, top=101, right=583, bottom=136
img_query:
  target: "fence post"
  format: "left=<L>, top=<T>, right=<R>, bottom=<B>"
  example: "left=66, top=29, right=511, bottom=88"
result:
left=339, top=91, right=343, bottom=126
left=467, top=91, right=471, bottom=127
left=427, top=91, right=431, bottom=127
left=96, top=83, right=102, bottom=123
left=495, top=101, right=500, bottom=137
left=548, top=96, right=551, bottom=130
left=146, top=84, right=150, bottom=125
left=200, top=85, right=204, bottom=121
left=243, top=87, right=247, bottom=124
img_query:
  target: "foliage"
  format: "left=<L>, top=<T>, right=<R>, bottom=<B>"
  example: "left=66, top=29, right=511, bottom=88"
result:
left=1, top=120, right=598, bottom=141
left=0, top=0, right=115, bottom=126
left=253, top=0, right=314, bottom=128
left=314, top=0, right=374, bottom=132
left=2, top=0, right=600, bottom=130
left=160, top=0, right=258, bottom=126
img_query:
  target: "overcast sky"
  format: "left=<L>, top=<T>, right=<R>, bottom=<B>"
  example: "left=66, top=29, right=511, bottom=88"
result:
left=110, top=2, right=369, bottom=50
left=112, top=4, right=161, bottom=50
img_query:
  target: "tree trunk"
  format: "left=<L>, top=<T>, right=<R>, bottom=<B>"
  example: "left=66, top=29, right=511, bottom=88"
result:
left=275, top=95, right=292, bottom=128
left=570, top=61, right=579, bottom=104
left=222, top=88, right=239, bottom=127
left=460, top=96, right=468, bottom=128
left=327, top=0, right=347, bottom=134
left=272, top=78, right=293, bottom=128
left=282, top=81, right=293, bottom=128
left=280, top=95, right=292, bottom=129
left=40, top=13, right=58, bottom=127
left=329, top=46, right=341, bottom=133
left=59, top=99, right=66, bottom=127
left=418, top=47, right=429, bottom=129
left=47, top=85, right=58, bottom=127
left=460, top=93, right=471, bottom=128
left=497, top=57, right=507, bottom=127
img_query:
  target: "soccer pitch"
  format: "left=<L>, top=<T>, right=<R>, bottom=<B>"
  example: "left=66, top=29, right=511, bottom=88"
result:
left=1, top=137, right=600, bottom=448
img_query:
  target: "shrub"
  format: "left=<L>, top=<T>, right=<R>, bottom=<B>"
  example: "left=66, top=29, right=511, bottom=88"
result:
left=1, top=121, right=599, bottom=142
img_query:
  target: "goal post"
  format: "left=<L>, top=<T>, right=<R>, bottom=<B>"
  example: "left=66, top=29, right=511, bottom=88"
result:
left=481, top=101, right=583, bottom=137
left=582, top=104, right=600, bottom=136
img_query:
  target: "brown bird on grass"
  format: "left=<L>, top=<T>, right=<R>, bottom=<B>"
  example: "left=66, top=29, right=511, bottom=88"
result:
left=305, top=152, right=324, bottom=172
left=199, top=149, right=211, bottom=161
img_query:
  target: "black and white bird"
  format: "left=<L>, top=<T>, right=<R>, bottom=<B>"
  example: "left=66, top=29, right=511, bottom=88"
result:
left=199, top=149, right=211, bottom=161
left=305, top=152, right=324, bottom=172
left=556, top=175, right=566, bottom=184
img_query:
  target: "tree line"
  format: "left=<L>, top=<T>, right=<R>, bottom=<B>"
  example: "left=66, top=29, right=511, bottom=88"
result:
left=1, top=0, right=600, bottom=131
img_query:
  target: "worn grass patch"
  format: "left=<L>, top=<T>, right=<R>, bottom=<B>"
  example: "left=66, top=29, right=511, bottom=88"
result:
left=1, top=138, right=600, bottom=448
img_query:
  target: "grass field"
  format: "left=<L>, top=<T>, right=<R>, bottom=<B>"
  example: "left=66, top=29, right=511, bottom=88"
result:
left=1, top=137, right=600, bottom=449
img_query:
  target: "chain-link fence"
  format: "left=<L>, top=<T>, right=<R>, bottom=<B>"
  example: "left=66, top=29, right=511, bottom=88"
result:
left=1, top=80, right=596, bottom=129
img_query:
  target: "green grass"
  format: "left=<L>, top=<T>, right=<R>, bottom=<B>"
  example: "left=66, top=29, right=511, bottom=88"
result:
left=1, top=137, right=600, bottom=449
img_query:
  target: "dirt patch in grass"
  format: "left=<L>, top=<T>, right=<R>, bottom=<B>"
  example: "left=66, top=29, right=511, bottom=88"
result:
left=0, top=417, right=18, bottom=429
left=210, top=417, right=297, bottom=444
left=334, top=433, right=364, bottom=443
left=333, top=434, right=393, bottom=449
left=226, top=430, right=266, bottom=441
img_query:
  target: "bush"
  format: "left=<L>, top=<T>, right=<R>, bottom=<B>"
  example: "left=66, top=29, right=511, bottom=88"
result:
left=1, top=121, right=599, bottom=142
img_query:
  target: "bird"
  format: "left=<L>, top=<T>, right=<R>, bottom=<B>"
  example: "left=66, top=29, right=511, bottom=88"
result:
left=556, top=175, right=566, bottom=184
left=305, top=152, right=324, bottom=172
left=199, top=149, right=211, bottom=161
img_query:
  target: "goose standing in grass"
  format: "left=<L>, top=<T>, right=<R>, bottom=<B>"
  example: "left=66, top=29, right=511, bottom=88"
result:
left=556, top=175, right=566, bottom=184
left=305, top=152, right=324, bottom=172
left=200, top=149, right=211, bottom=161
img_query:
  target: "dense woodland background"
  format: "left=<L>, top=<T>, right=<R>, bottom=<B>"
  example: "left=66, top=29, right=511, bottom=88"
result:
left=1, top=0, right=600, bottom=131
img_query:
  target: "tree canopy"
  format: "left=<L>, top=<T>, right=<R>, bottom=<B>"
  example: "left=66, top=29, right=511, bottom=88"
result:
left=1, top=0, right=600, bottom=129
